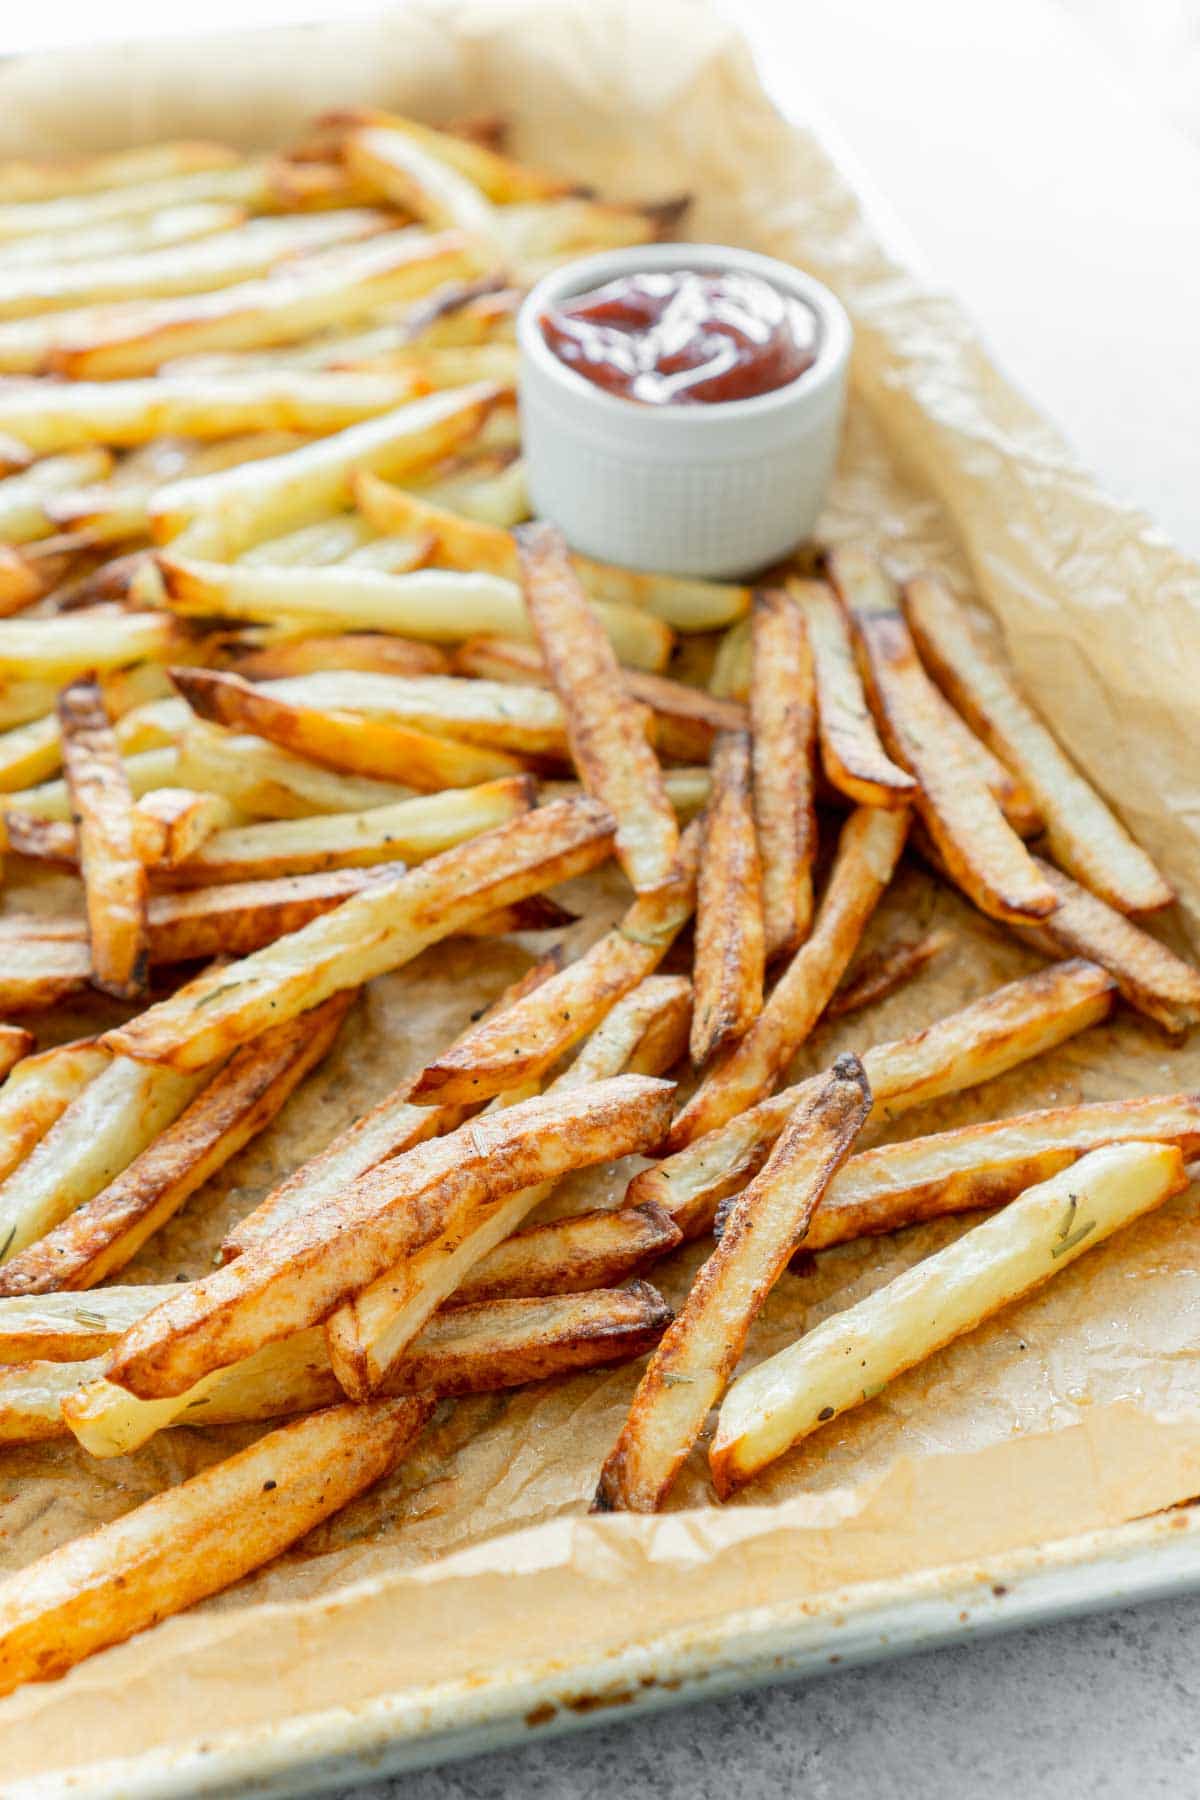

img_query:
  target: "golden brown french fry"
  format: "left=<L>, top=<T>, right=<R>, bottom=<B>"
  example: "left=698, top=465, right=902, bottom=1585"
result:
left=176, top=723, right=414, bottom=819
left=788, top=577, right=916, bottom=807
left=0, top=448, right=113, bottom=543
left=356, top=473, right=749, bottom=631
left=0, top=369, right=433, bottom=455
left=408, top=827, right=698, bottom=1103
left=41, top=232, right=478, bottom=380
left=51, top=1282, right=671, bottom=1456
left=0, top=942, right=93, bottom=1015
left=104, top=797, right=614, bottom=1070
left=0, top=548, right=46, bottom=616
left=666, top=806, right=908, bottom=1150
left=0, top=1029, right=33, bottom=1082
left=711, top=1144, right=1185, bottom=1494
left=596, top=1054, right=870, bottom=1511
left=323, top=108, right=573, bottom=204
left=802, top=1088, right=1200, bottom=1254
left=518, top=521, right=678, bottom=892
left=827, top=546, right=1055, bottom=923
left=345, top=127, right=504, bottom=253
left=162, top=776, right=532, bottom=884
left=0, top=1039, right=109, bottom=1186
left=905, top=573, right=1172, bottom=912
left=633, top=957, right=1118, bottom=1237
left=149, top=382, right=499, bottom=557
left=0, top=609, right=183, bottom=683
left=104, top=1074, right=673, bottom=1399
left=0, top=1284, right=179, bottom=1361
left=220, top=631, right=449, bottom=680
left=58, top=676, right=148, bottom=999
left=0, top=994, right=353, bottom=1297
left=453, top=634, right=746, bottom=762
left=222, top=955, right=562, bottom=1260
left=691, top=731, right=764, bottom=1064
left=1015, top=858, right=1200, bottom=1033
left=171, top=665, right=527, bottom=789
left=750, top=588, right=817, bottom=961
left=0, top=209, right=390, bottom=324
left=130, top=787, right=237, bottom=869
left=563, top=973, right=692, bottom=1086
left=157, top=556, right=674, bottom=673
left=0, top=140, right=239, bottom=206
left=251, top=669, right=569, bottom=755
left=824, top=928, right=952, bottom=1020
left=451, top=1202, right=682, bottom=1305
left=0, top=1396, right=433, bottom=1698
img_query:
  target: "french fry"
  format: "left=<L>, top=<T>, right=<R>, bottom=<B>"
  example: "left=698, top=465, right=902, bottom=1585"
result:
left=171, top=666, right=528, bottom=789
left=563, top=973, right=693, bottom=1085
left=46, top=1282, right=671, bottom=1456
left=0, top=1396, right=433, bottom=1698
left=710, top=1143, right=1186, bottom=1494
left=750, top=588, right=817, bottom=961
left=0, top=941, right=92, bottom=1015
left=104, top=797, right=615, bottom=1070
left=905, top=573, right=1172, bottom=912
left=6, top=746, right=180, bottom=836
left=0, top=993, right=353, bottom=1296
left=827, top=547, right=1055, bottom=923
left=666, top=806, right=908, bottom=1150
left=0, top=609, right=182, bottom=683
left=104, top=1074, right=673, bottom=1400
left=0, top=201, right=244, bottom=269
left=788, top=577, right=916, bottom=807
left=0, top=449, right=113, bottom=544
left=802, top=1089, right=1200, bottom=1254
left=633, top=957, right=1118, bottom=1237
left=596, top=1055, right=869, bottom=1511
left=0, top=159, right=272, bottom=242
left=236, top=514, right=379, bottom=566
left=0, top=209, right=390, bottom=324
left=58, top=676, right=148, bottom=998
left=0, top=662, right=172, bottom=790
left=0, top=1050, right=210, bottom=1263
left=319, top=109, right=572, bottom=205
left=409, top=828, right=698, bottom=1103
left=345, top=126, right=505, bottom=255
left=0, top=547, right=47, bottom=616
left=223, top=955, right=562, bottom=1260
left=1015, top=858, right=1200, bottom=1033
left=0, top=1029, right=33, bottom=1082
left=0, top=1039, right=109, bottom=1186
left=356, top=473, right=749, bottom=630
left=176, top=723, right=414, bottom=818
left=161, top=775, right=532, bottom=884
left=149, top=382, right=499, bottom=557
left=518, top=521, right=679, bottom=890
left=452, top=1202, right=682, bottom=1305
left=0, top=1283, right=178, bottom=1362
left=130, top=787, right=238, bottom=869
left=824, top=927, right=952, bottom=1020
left=0, top=370, right=435, bottom=455
left=221, top=631, right=449, bottom=680
left=453, top=634, right=746, bottom=762
left=0, top=140, right=239, bottom=206
left=691, top=731, right=764, bottom=1064
left=40, top=232, right=478, bottom=381
left=248, top=669, right=569, bottom=756
left=157, top=556, right=674, bottom=672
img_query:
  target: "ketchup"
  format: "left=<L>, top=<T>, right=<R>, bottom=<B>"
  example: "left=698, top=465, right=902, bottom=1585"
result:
left=539, top=269, right=819, bottom=406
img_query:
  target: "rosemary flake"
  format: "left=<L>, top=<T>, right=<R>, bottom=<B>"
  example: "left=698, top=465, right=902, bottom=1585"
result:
left=1051, top=1218, right=1097, bottom=1259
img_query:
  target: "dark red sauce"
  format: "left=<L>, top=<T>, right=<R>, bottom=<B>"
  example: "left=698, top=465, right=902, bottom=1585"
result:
left=539, top=269, right=819, bottom=406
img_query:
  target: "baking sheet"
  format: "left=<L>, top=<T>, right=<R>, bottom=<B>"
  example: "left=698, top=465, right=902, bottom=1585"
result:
left=1, top=0, right=1200, bottom=1784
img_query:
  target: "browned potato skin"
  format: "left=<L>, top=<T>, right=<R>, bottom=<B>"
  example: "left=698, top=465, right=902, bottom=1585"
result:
left=454, top=632, right=746, bottom=763
left=0, top=1028, right=33, bottom=1082
left=0, top=1396, right=433, bottom=1698
left=665, top=806, right=907, bottom=1150
left=1015, top=859, right=1200, bottom=1033
left=750, top=589, right=818, bottom=961
left=826, top=547, right=1056, bottom=925
left=57, top=676, right=149, bottom=999
left=825, top=928, right=952, bottom=1020
left=104, top=1074, right=674, bottom=1400
left=788, top=577, right=916, bottom=808
left=451, top=1201, right=682, bottom=1305
left=220, top=953, right=563, bottom=1260
left=382, top=1283, right=672, bottom=1395
left=0, top=992, right=354, bottom=1296
left=690, top=730, right=764, bottom=1065
left=517, top=521, right=679, bottom=894
left=171, top=664, right=527, bottom=790
left=595, top=1055, right=870, bottom=1513
left=217, top=632, right=450, bottom=679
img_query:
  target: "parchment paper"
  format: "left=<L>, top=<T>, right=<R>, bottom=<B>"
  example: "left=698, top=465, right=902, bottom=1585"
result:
left=1, top=0, right=1200, bottom=1778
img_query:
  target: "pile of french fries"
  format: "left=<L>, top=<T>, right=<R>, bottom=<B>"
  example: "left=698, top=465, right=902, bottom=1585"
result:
left=0, top=110, right=1195, bottom=1700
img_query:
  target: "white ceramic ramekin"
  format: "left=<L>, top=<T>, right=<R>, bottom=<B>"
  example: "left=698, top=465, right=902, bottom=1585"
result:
left=517, top=242, right=852, bottom=579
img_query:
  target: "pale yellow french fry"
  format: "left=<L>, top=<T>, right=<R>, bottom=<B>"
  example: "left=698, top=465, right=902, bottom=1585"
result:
left=0, top=159, right=273, bottom=242
left=104, top=797, right=615, bottom=1070
left=320, top=109, right=572, bottom=204
left=0, top=140, right=239, bottom=206
left=711, top=1143, right=1186, bottom=1493
left=249, top=669, right=568, bottom=756
left=5, top=746, right=180, bottom=829
left=0, top=201, right=244, bottom=269
left=149, top=382, right=499, bottom=557
left=176, top=722, right=413, bottom=818
left=345, top=126, right=505, bottom=257
left=0, top=449, right=113, bottom=544
left=0, top=662, right=173, bottom=791
left=0, top=1396, right=433, bottom=1698
left=0, top=609, right=183, bottom=683
left=0, top=1283, right=178, bottom=1362
left=238, top=514, right=377, bottom=566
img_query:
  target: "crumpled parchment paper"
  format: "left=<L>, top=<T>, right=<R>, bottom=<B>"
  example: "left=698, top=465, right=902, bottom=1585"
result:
left=1, top=0, right=1199, bottom=1779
